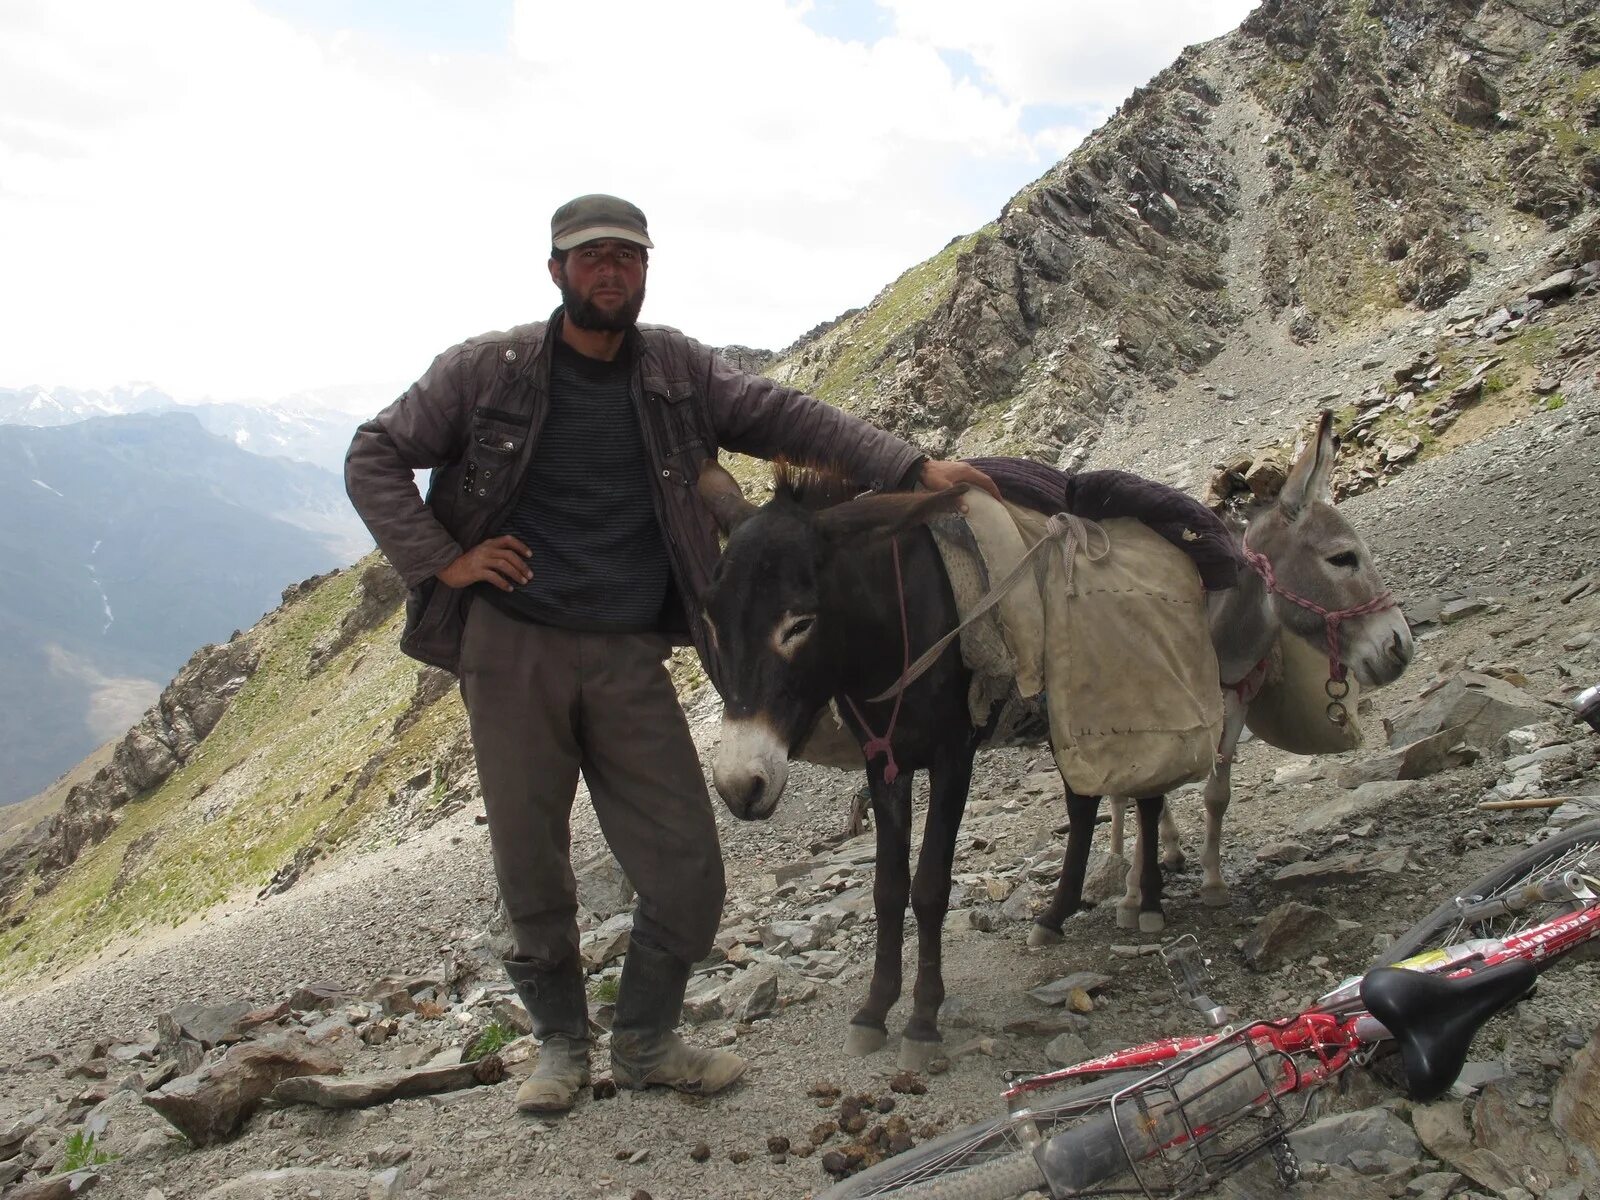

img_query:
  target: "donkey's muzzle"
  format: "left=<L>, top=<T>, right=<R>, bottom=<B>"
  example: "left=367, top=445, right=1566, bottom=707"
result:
left=713, top=716, right=791, bottom=820
left=1351, top=612, right=1413, bottom=688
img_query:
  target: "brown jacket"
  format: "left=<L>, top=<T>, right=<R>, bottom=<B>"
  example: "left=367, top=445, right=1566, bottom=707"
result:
left=345, top=310, right=924, bottom=678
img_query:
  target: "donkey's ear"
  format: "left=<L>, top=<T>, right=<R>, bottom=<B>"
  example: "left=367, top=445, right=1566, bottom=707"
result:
left=1279, top=409, right=1338, bottom=519
left=814, top=485, right=969, bottom=547
left=697, top=460, right=758, bottom=534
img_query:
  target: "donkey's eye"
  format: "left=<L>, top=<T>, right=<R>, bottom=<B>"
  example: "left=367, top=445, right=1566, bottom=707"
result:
left=1327, top=551, right=1359, bottom=569
left=782, top=616, right=815, bottom=644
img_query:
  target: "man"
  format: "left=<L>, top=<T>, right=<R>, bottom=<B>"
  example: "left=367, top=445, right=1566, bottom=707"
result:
left=345, top=194, right=996, bottom=1114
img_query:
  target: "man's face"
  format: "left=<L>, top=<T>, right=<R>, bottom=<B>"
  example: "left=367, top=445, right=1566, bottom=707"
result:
left=550, top=238, right=647, bottom=331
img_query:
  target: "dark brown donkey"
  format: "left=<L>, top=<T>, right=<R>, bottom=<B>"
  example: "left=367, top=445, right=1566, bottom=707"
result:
left=698, top=462, right=1166, bottom=1070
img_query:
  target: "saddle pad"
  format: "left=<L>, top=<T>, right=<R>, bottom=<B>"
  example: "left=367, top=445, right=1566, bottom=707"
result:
left=1245, top=631, right=1364, bottom=754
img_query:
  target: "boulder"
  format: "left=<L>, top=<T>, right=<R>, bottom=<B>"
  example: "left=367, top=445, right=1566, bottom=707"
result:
left=5, top=1173, right=101, bottom=1199
left=721, top=964, right=780, bottom=1023
left=1386, top=673, right=1547, bottom=752
left=1336, top=731, right=1468, bottom=788
left=1554, top=1021, right=1600, bottom=1159
left=198, top=1169, right=374, bottom=1200
left=1289, top=1108, right=1420, bottom=1167
left=579, top=913, right=632, bottom=970
left=1272, top=848, right=1409, bottom=887
left=1242, top=902, right=1338, bottom=970
left=1528, top=269, right=1579, bottom=302
left=1473, top=1080, right=1581, bottom=1193
left=1411, top=1098, right=1525, bottom=1195
left=286, top=982, right=350, bottom=1012
left=143, top=1033, right=339, bottom=1147
left=1296, top=781, right=1416, bottom=831
left=1082, top=854, right=1130, bottom=905
left=1043, top=1033, right=1091, bottom=1067
left=761, top=920, right=827, bottom=954
left=1027, top=973, right=1113, bottom=1007
left=270, top=1056, right=504, bottom=1109
left=1445, top=62, right=1499, bottom=127
left=157, top=1001, right=256, bottom=1051
left=573, top=848, right=634, bottom=920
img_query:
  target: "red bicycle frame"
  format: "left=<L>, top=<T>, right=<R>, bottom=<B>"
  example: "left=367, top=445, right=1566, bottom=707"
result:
left=1006, top=897, right=1600, bottom=1113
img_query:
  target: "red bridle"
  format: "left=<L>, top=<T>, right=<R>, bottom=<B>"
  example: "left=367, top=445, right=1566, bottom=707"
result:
left=844, top=537, right=908, bottom=785
left=1240, top=534, right=1396, bottom=725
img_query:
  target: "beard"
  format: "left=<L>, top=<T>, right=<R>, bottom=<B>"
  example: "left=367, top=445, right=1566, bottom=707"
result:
left=560, top=274, right=646, bottom=333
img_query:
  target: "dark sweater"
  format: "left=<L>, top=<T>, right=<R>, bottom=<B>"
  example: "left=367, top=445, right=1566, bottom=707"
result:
left=484, top=339, right=670, bottom=630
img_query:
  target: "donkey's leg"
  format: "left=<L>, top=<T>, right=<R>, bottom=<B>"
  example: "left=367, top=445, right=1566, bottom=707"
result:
left=1158, top=800, right=1185, bottom=870
left=1135, top=796, right=1166, bottom=932
left=846, top=769, right=915, bottom=1056
left=1201, top=695, right=1250, bottom=907
left=1108, top=796, right=1127, bottom=858
left=1115, top=798, right=1165, bottom=931
left=1028, top=791, right=1100, bottom=948
left=900, top=746, right=975, bottom=1070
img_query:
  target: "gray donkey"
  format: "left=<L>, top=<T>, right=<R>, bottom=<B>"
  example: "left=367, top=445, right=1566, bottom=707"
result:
left=1036, top=411, right=1415, bottom=940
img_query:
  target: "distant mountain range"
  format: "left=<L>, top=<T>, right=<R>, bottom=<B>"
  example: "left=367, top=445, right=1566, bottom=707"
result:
left=0, top=411, right=371, bottom=806
left=0, top=384, right=372, bottom=479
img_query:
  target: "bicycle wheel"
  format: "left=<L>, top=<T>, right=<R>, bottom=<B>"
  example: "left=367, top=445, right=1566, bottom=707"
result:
left=818, top=1071, right=1137, bottom=1199
left=1378, top=818, right=1600, bottom=965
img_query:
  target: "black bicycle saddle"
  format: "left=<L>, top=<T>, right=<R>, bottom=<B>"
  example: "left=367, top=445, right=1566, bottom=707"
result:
left=1360, top=959, right=1537, bottom=1102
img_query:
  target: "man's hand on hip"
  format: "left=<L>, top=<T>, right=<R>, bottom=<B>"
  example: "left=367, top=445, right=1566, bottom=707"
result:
left=438, top=535, right=533, bottom=590
left=919, top=459, right=1001, bottom=501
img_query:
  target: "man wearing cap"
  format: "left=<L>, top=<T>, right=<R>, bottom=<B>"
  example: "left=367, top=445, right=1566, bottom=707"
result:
left=346, top=194, right=997, bottom=1114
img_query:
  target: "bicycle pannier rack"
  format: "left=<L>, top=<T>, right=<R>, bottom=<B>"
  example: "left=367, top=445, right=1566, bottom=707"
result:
left=1036, top=1028, right=1309, bottom=1197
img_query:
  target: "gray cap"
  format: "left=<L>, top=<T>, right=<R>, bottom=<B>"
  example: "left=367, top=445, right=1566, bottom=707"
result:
left=550, top=193, right=654, bottom=251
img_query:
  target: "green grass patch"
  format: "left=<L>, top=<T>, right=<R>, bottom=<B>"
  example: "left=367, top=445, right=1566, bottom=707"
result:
left=1282, top=172, right=1400, bottom=322
left=465, top=1019, right=519, bottom=1062
left=781, top=229, right=988, bottom=412
left=59, top=1130, right=114, bottom=1172
left=590, top=977, right=620, bottom=1005
left=0, top=554, right=468, bottom=985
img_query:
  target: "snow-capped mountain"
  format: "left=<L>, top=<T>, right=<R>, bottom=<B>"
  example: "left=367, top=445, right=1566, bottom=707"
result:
left=0, top=385, right=381, bottom=477
left=0, top=384, right=178, bottom=426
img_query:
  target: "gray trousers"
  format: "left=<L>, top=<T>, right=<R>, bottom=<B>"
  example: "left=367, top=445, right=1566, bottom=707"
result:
left=459, top=600, right=726, bottom=969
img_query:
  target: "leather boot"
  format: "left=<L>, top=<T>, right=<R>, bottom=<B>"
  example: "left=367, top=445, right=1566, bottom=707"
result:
left=610, top=937, right=746, bottom=1095
left=503, top=958, right=590, bottom=1113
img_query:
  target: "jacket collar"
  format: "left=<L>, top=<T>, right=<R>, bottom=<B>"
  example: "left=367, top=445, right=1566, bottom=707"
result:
left=542, top=305, right=662, bottom=392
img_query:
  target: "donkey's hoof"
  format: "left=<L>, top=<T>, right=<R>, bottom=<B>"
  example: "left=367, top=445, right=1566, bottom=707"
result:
left=897, top=1036, right=941, bottom=1072
left=1162, top=849, right=1187, bottom=871
left=1115, top=904, right=1140, bottom=931
left=1200, top=883, right=1230, bottom=908
left=844, top=1024, right=888, bottom=1057
left=1027, top=921, right=1065, bottom=948
left=1138, top=911, right=1166, bottom=934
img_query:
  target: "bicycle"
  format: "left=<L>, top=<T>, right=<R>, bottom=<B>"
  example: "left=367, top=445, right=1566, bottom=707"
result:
left=817, top=814, right=1600, bottom=1199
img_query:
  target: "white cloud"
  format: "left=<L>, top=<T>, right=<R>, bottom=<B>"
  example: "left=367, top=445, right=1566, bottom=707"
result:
left=883, top=0, right=1260, bottom=108
left=0, top=0, right=1256, bottom=406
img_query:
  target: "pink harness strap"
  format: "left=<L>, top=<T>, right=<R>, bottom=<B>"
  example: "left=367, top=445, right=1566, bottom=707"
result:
left=1224, top=655, right=1272, bottom=704
left=1239, top=538, right=1395, bottom=684
left=845, top=537, right=909, bottom=785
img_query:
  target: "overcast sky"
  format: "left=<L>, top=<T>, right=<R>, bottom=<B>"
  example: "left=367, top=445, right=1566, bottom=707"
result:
left=1, top=0, right=1257, bottom=410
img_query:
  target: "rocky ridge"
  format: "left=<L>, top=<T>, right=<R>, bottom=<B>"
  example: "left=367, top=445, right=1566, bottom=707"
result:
left=767, top=0, right=1599, bottom=471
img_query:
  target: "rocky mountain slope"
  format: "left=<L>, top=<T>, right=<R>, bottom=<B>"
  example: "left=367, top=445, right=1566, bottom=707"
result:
left=0, top=412, right=368, bottom=807
left=0, top=1, right=1597, bottom=1197
left=768, top=0, right=1597, bottom=466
